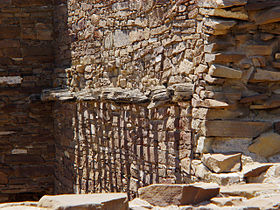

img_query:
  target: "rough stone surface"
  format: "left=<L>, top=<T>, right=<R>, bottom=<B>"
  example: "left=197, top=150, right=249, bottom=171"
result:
left=248, top=132, right=280, bottom=158
left=202, top=153, right=241, bottom=173
left=237, top=194, right=280, bottom=209
left=129, top=198, right=153, bottom=210
left=248, top=164, right=280, bottom=184
left=204, top=18, right=237, bottom=35
left=138, top=183, right=220, bottom=206
left=197, top=0, right=248, bottom=8
left=208, top=172, right=242, bottom=186
left=38, top=194, right=128, bottom=210
left=210, top=196, right=244, bottom=207
left=243, top=163, right=273, bottom=178
left=220, top=183, right=280, bottom=198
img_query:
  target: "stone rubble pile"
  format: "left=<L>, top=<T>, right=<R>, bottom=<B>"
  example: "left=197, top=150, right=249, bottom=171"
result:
left=2, top=182, right=280, bottom=209
left=130, top=182, right=280, bottom=209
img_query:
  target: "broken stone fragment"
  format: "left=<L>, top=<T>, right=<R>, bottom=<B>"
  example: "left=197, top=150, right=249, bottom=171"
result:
left=196, top=0, right=247, bottom=8
left=41, top=89, right=74, bottom=101
left=178, top=59, right=194, bottom=74
left=109, top=89, right=148, bottom=103
left=210, top=196, right=244, bottom=207
left=191, top=160, right=242, bottom=185
left=258, top=164, right=280, bottom=184
left=240, top=194, right=280, bottom=210
left=76, top=64, right=85, bottom=73
left=209, top=64, right=242, bottom=79
left=248, top=132, right=280, bottom=158
left=138, top=183, right=219, bottom=206
left=192, top=98, right=230, bottom=108
left=205, top=53, right=244, bottom=64
left=204, top=74, right=225, bottom=84
left=38, top=194, right=128, bottom=210
left=204, top=18, right=237, bottom=35
left=168, top=83, right=193, bottom=94
left=168, top=83, right=193, bottom=101
left=243, top=163, right=273, bottom=178
left=129, top=198, right=153, bottom=210
left=91, top=14, right=100, bottom=24
left=208, top=172, right=242, bottom=185
left=151, top=90, right=170, bottom=101
left=202, top=153, right=242, bottom=173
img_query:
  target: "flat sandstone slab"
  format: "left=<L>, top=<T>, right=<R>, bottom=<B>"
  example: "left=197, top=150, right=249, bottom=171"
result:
left=138, top=183, right=220, bottom=207
left=197, top=0, right=247, bottom=8
left=250, top=69, right=280, bottom=82
left=38, top=193, right=128, bottom=210
left=220, top=183, right=280, bottom=198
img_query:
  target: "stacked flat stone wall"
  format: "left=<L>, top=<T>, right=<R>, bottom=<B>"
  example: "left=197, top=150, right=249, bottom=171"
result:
left=54, top=101, right=192, bottom=198
left=0, top=0, right=54, bottom=202
left=48, top=0, right=280, bottom=199
left=2, top=0, right=279, bottom=203
left=51, top=0, right=198, bottom=198
left=191, top=0, right=280, bottom=184
left=54, top=0, right=201, bottom=91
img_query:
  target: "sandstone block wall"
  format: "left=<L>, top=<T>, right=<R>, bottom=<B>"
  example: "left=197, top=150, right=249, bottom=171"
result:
left=51, top=0, right=198, bottom=198
left=54, top=0, right=202, bottom=92
left=48, top=0, right=280, bottom=199
left=0, top=0, right=55, bottom=202
left=1, top=0, right=280, bottom=203
left=54, top=101, right=192, bottom=198
left=191, top=0, right=280, bottom=184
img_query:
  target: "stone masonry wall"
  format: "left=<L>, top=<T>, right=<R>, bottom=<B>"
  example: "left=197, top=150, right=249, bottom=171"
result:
left=55, top=0, right=201, bottom=92
left=45, top=0, right=280, bottom=201
left=54, top=101, right=192, bottom=199
left=2, top=0, right=280, bottom=203
left=191, top=0, right=280, bottom=185
left=50, top=0, right=199, bottom=199
left=0, top=0, right=55, bottom=202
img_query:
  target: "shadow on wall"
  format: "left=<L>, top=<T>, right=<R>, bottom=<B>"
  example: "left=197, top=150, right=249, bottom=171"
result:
left=51, top=0, right=194, bottom=200
left=0, top=0, right=56, bottom=202
left=52, top=0, right=73, bottom=194
left=54, top=101, right=192, bottom=199
left=53, top=0, right=72, bottom=88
